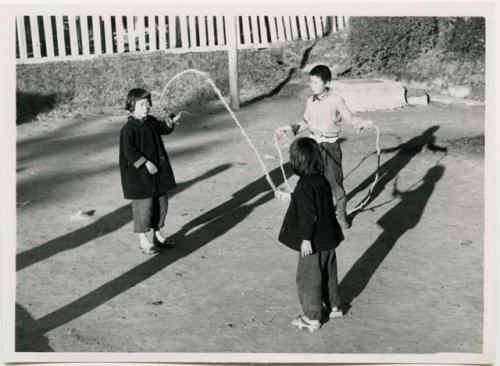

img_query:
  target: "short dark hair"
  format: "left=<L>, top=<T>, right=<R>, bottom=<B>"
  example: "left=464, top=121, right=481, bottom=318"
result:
left=289, top=137, right=324, bottom=177
left=125, top=88, right=152, bottom=112
left=310, top=65, right=332, bottom=83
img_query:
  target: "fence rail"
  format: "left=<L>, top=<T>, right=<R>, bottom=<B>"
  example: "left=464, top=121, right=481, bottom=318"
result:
left=16, top=15, right=348, bottom=64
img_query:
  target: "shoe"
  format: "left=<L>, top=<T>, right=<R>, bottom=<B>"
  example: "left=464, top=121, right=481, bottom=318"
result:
left=153, top=233, right=175, bottom=248
left=292, top=315, right=321, bottom=333
left=329, top=307, right=343, bottom=318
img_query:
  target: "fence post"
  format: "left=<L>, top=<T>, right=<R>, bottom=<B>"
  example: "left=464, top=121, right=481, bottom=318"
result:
left=81, top=15, right=91, bottom=56
left=91, top=15, right=102, bottom=55
left=43, top=15, right=55, bottom=58
left=258, top=15, right=268, bottom=45
left=227, top=15, right=239, bottom=110
left=216, top=15, right=225, bottom=45
left=276, top=16, right=286, bottom=41
left=284, top=16, right=292, bottom=41
left=103, top=15, right=113, bottom=53
left=167, top=15, right=176, bottom=49
left=29, top=16, right=42, bottom=59
left=158, top=15, right=167, bottom=50
left=251, top=16, right=259, bottom=44
left=188, top=15, right=197, bottom=48
left=16, top=16, right=28, bottom=59
left=115, top=15, right=125, bottom=53
left=298, top=15, right=308, bottom=40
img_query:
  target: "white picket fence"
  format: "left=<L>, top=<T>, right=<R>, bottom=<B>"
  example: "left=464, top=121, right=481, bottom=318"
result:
left=15, top=15, right=348, bottom=64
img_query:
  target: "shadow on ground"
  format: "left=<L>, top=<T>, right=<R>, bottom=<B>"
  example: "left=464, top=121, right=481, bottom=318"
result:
left=17, top=164, right=233, bottom=271
left=17, top=92, right=59, bottom=125
left=16, top=303, right=53, bottom=351
left=339, top=165, right=445, bottom=314
left=242, top=43, right=316, bottom=107
left=347, top=125, right=448, bottom=223
left=16, top=164, right=292, bottom=351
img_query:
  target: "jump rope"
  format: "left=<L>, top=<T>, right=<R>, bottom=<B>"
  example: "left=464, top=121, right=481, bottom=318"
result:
left=156, top=68, right=382, bottom=213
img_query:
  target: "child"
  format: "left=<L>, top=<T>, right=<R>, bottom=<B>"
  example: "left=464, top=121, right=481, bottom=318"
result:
left=119, top=88, right=180, bottom=254
left=276, top=65, right=374, bottom=229
left=278, top=137, right=345, bottom=332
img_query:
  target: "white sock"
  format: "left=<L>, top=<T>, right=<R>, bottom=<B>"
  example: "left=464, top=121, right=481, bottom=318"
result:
left=154, top=231, right=166, bottom=242
left=139, top=233, right=152, bottom=247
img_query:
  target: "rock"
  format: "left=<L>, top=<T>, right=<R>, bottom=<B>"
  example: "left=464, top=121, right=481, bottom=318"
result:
left=407, top=95, right=429, bottom=105
left=70, top=209, right=96, bottom=221
left=430, top=95, right=485, bottom=106
left=331, top=78, right=406, bottom=112
left=448, top=85, right=471, bottom=98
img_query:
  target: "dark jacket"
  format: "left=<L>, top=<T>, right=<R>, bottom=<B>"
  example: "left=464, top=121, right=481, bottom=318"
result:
left=119, top=115, right=177, bottom=199
left=278, top=174, right=344, bottom=252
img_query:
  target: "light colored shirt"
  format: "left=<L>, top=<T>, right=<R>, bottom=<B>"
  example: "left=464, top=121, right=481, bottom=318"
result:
left=297, top=89, right=363, bottom=143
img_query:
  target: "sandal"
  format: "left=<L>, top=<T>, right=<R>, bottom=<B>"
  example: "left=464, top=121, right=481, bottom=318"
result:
left=153, top=234, right=175, bottom=248
left=139, top=242, right=160, bottom=255
left=292, top=315, right=321, bottom=332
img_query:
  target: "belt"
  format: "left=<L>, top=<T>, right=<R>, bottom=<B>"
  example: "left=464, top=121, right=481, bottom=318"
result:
left=310, top=132, right=339, bottom=144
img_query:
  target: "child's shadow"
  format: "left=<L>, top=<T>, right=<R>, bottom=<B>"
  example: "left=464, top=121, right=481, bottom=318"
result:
left=15, top=303, right=53, bottom=351
left=338, top=165, right=445, bottom=315
left=19, top=164, right=293, bottom=342
left=16, top=164, right=233, bottom=271
left=347, top=125, right=447, bottom=223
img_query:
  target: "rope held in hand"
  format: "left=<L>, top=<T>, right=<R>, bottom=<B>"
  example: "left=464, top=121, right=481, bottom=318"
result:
left=274, top=125, right=382, bottom=214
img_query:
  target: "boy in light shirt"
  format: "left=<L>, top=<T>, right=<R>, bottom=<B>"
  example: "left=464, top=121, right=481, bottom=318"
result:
left=276, top=65, right=374, bottom=229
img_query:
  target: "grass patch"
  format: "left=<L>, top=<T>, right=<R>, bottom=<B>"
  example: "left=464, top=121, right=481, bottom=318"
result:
left=16, top=42, right=313, bottom=123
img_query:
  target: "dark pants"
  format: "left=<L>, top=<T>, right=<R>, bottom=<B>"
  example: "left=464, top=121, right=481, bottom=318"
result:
left=131, top=195, right=168, bottom=233
left=296, top=249, right=341, bottom=321
left=319, top=141, right=347, bottom=218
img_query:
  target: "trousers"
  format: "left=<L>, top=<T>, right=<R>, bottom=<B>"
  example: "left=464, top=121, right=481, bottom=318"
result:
left=296, top=248, right=341, bottom=321
left=131, top=195, right=168, bottom=233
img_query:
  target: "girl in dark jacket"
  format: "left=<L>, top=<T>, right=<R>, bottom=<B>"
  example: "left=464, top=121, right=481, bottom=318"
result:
left=119, top=88, right=179, bottom=254
left=278, top=137, right=344, bottom=332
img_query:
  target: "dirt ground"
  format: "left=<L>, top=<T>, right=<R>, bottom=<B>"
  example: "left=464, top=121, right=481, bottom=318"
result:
left=15, top=87, right=484, bottom=353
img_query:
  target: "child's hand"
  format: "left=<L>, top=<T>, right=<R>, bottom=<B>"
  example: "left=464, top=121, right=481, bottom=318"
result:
left=275, top=125, right=292, bottom=135
left=168, top=113, right=182, bottom=124
left=357, top=119, right=375, bottom=133
left=145, top=160, right=158, bottom=174
left=300, top=240, right=313, bottom=257
left=275, top=190, right=291, bottom=203
left=165, top=113, right=181, bottom=128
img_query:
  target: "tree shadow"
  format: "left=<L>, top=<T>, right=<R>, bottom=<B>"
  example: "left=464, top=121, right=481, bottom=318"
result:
left=339, top=165, right=445, bottom=313
left=17, top=114, right=230, bottom=164
left=241, top=43, right=316, bottom=107
left=17, top=92, right=58, bottom=125
left=347, top=126, right=448, bottom=222
left=18, top=164, right=291, bottom=347
left=16, top=303, right=53, bottom=351
left=17, top=140, right=227, bottom=207
left=16, top=164, right=233, bottom=272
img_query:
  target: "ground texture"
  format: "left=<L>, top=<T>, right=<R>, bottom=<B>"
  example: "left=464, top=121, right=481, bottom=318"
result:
left=15, top=86, right=484, bottom=353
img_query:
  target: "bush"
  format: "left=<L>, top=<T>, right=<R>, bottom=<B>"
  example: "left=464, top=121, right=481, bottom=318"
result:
left=16, top=44, right=313, bottom=123
left=347, top=17, right=439, bottom=75
left=398, top=49, right=485, bottom=100
left=437, top=17, right=485, bottom=60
